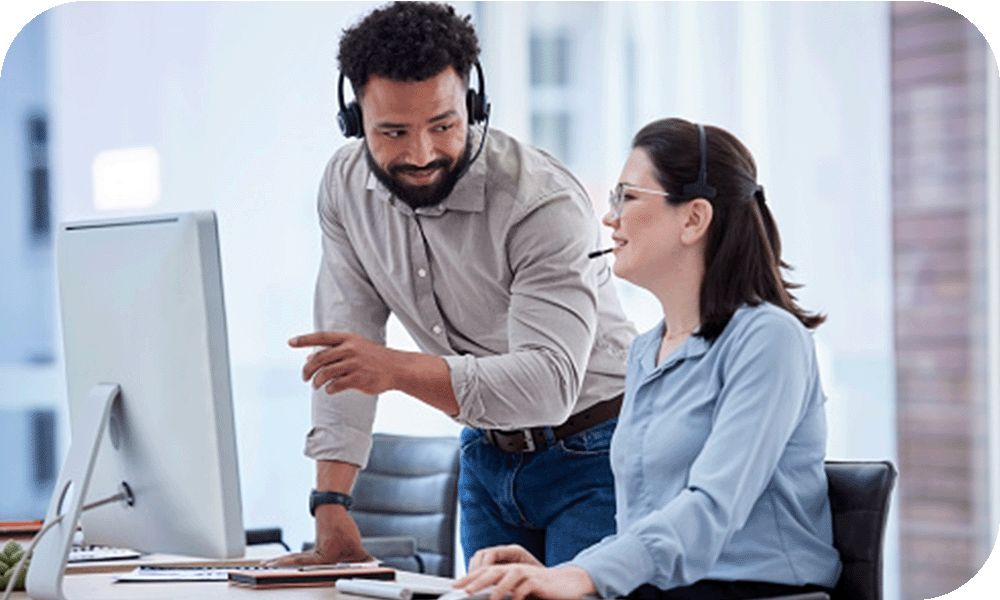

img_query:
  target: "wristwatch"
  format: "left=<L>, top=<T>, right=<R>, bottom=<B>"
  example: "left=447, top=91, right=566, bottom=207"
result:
left=309, top=489, right=354, bottom=516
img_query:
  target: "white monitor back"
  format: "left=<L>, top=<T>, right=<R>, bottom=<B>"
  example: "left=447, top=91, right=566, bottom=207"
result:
left=56, top=211, right=244, bottom=558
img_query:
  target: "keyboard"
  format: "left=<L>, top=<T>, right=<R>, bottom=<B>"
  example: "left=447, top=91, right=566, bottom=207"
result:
left=67, top=545, right=143, bottom=563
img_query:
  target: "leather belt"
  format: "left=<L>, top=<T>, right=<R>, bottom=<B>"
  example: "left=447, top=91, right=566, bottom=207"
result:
left=482, top=393, right=623, bottom=453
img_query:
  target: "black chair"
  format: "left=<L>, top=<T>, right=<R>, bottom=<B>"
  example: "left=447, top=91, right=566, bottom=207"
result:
left=244, top=527, right=290, bottom=551
left=350, top=433, right=460, bottom=577
left=756, top=460, right=897, bottom=600
left=299, top=434, right=460, bottom=575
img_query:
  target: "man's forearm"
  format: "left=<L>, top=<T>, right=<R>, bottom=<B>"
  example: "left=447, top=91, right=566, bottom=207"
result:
left=313, top=460, right=371, bottom=561
left=317, top=459, right=360, bottom=492
left=389, top=350, right=460, bottom=417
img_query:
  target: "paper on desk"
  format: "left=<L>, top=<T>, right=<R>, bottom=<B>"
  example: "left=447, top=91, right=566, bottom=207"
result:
left=112, top=560, right=385, bottom=583
left=113, top=567, right=233, bottom=582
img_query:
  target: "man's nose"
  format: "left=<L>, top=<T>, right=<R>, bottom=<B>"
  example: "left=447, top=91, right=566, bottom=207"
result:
left=407, top=131, right=435, bottom=167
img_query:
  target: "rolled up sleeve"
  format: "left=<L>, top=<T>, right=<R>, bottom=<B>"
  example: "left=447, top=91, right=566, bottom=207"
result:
left=304, top=157, right=390, bottom=468
left=446, top=194, right=600, bottom=428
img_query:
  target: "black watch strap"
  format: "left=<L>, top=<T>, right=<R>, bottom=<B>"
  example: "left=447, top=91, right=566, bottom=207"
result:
left=309, top=489, right=354, bottom=516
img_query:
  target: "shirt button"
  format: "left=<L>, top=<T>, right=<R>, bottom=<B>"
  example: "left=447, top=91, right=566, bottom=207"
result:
left=417, top=268, right=427, bottom=278
left=432, top=325, right=443, bottom=335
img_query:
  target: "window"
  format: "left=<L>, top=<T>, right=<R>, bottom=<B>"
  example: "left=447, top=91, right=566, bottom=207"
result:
left=891, top=3, right=998, bottom=595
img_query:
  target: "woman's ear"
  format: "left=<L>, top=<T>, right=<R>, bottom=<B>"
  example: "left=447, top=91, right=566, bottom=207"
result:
left=680, top=198, right=713, bottom=245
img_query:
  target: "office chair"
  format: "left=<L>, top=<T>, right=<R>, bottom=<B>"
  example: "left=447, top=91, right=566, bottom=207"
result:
left=301, top=433, right=460, bottom=576
left=352, top=433, right=460, bottom=576
left=754, top=460, right=898, bottom=600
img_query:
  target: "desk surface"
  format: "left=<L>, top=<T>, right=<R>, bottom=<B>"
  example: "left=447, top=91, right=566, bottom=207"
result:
left=13, top=570, right=453, bottom=599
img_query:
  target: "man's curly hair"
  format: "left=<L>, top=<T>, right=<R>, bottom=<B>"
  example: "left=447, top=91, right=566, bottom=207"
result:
left=338, top=2, right=480, bottom=94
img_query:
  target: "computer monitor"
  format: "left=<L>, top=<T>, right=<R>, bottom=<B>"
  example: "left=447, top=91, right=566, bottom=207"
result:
left=27, top=211, right=244, bottom=599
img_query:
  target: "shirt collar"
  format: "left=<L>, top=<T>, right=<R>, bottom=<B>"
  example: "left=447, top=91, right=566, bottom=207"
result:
left=366, top=128, right=488, bottom=217
left=639, top=319, right=711, bottom=374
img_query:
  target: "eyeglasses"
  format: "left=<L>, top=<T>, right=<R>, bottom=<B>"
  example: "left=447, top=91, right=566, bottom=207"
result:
left=607, top=183, right=671, bottom=219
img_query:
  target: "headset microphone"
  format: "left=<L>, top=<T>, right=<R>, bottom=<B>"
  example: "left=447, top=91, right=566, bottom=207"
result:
left=588, top=248, right=613, bottom=259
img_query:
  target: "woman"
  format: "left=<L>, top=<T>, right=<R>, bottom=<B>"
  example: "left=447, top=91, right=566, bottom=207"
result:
left=453, top=118, right=842, bottom=600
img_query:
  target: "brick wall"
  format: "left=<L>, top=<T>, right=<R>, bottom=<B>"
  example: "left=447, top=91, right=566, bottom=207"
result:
left=891, top=3, right=993, bottom=597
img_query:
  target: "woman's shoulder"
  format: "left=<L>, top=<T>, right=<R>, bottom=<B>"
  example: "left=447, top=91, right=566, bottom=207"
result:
left=714, top=304, right=823, bottom=414
left=722, top=302, right=814, bottom=352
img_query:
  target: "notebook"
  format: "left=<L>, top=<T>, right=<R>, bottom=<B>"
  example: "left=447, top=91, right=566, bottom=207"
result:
left=227, top=566, right=396, bottom=589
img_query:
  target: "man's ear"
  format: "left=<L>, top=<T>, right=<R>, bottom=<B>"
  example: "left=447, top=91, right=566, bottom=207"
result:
left=680, top=198, right=713, bottom=245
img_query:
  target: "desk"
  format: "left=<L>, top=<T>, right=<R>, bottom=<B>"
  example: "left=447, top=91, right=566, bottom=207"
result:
left=12, top=570, right=452, bottom=599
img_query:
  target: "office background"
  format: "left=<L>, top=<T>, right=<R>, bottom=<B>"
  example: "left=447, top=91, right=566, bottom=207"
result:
left=0, top=2, right=996, bottom=599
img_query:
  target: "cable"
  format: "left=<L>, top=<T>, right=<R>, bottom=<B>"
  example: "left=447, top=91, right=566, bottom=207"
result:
left=2, top=491, right=128, bottom=600
left=2, top=516, right=63, bottom=600
left=452, top=113, right=491, bottom=183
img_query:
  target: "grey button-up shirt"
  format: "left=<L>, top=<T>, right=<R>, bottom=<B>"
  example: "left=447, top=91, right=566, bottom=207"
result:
left=304, top=128, right=636, bottom=467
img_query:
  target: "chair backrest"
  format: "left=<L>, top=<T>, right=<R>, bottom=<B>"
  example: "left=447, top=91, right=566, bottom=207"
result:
left=825, top=460, right=897, bottom=600
left=352, top=433, right=460, bottom=577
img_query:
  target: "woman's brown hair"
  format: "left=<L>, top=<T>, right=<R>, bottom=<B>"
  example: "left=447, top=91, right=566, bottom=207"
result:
left=631, top=117, right=825, bottom=341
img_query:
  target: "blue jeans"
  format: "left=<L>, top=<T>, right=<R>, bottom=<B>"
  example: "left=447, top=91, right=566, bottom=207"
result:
left=458, top=418, right=617, bottom=567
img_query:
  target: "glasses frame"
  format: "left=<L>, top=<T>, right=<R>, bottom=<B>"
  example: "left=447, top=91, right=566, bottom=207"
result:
left=607, top=183, right=671, bottom=219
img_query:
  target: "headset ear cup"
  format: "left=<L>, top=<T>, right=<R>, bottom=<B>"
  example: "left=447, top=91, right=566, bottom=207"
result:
left=338, top=101, right=363, bottom=138
left=349, top=102, right=363, bottom=137
left=466, top=89, right=482, bottom=124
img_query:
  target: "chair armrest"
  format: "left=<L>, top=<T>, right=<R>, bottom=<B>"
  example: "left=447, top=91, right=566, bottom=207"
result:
left=361, top=536, right=424, bottom=573
left=361, top=535, right=418, bottom=558
left=245, top=527, right=290, bottom=551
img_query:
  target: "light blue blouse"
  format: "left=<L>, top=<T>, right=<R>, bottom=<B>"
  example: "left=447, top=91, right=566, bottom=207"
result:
left=568, top=303, right=842, bottom=597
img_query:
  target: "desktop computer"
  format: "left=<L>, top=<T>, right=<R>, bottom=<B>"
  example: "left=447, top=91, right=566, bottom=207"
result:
left=22, top=212, right=245, bottom=600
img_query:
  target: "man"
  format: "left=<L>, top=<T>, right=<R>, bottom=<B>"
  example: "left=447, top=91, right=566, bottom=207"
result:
left=271, top=1, right=635, bottom=569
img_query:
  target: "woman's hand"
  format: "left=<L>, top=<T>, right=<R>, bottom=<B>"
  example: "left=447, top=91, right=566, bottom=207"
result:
left=468, top=544, right=543, bottom=571
left=453, top=564, right=596, bottom=600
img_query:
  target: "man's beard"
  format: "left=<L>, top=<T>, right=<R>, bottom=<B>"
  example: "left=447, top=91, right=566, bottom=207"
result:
left=365, top=138, right=472, bottom=210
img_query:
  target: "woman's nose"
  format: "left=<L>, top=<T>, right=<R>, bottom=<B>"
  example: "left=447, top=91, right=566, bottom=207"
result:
left=601, top=210, right=618, bottom=228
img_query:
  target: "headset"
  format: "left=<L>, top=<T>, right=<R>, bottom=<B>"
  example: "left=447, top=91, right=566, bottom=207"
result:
left=337, top=61, right=491, bottom=139
left=589, top=122, right=721, bottom=260
left=681, top=123, right=718, bottom=201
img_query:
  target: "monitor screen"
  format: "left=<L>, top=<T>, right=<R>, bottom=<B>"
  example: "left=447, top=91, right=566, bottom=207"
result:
left=55, top=211, right=244, bottom=559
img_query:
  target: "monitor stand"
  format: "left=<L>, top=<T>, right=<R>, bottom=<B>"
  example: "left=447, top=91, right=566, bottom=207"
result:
left=26, top=383, right=121, bottom=600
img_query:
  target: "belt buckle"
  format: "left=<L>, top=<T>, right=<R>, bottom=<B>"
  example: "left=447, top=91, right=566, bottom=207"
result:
left=517, top=429, right=536, bottom=452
